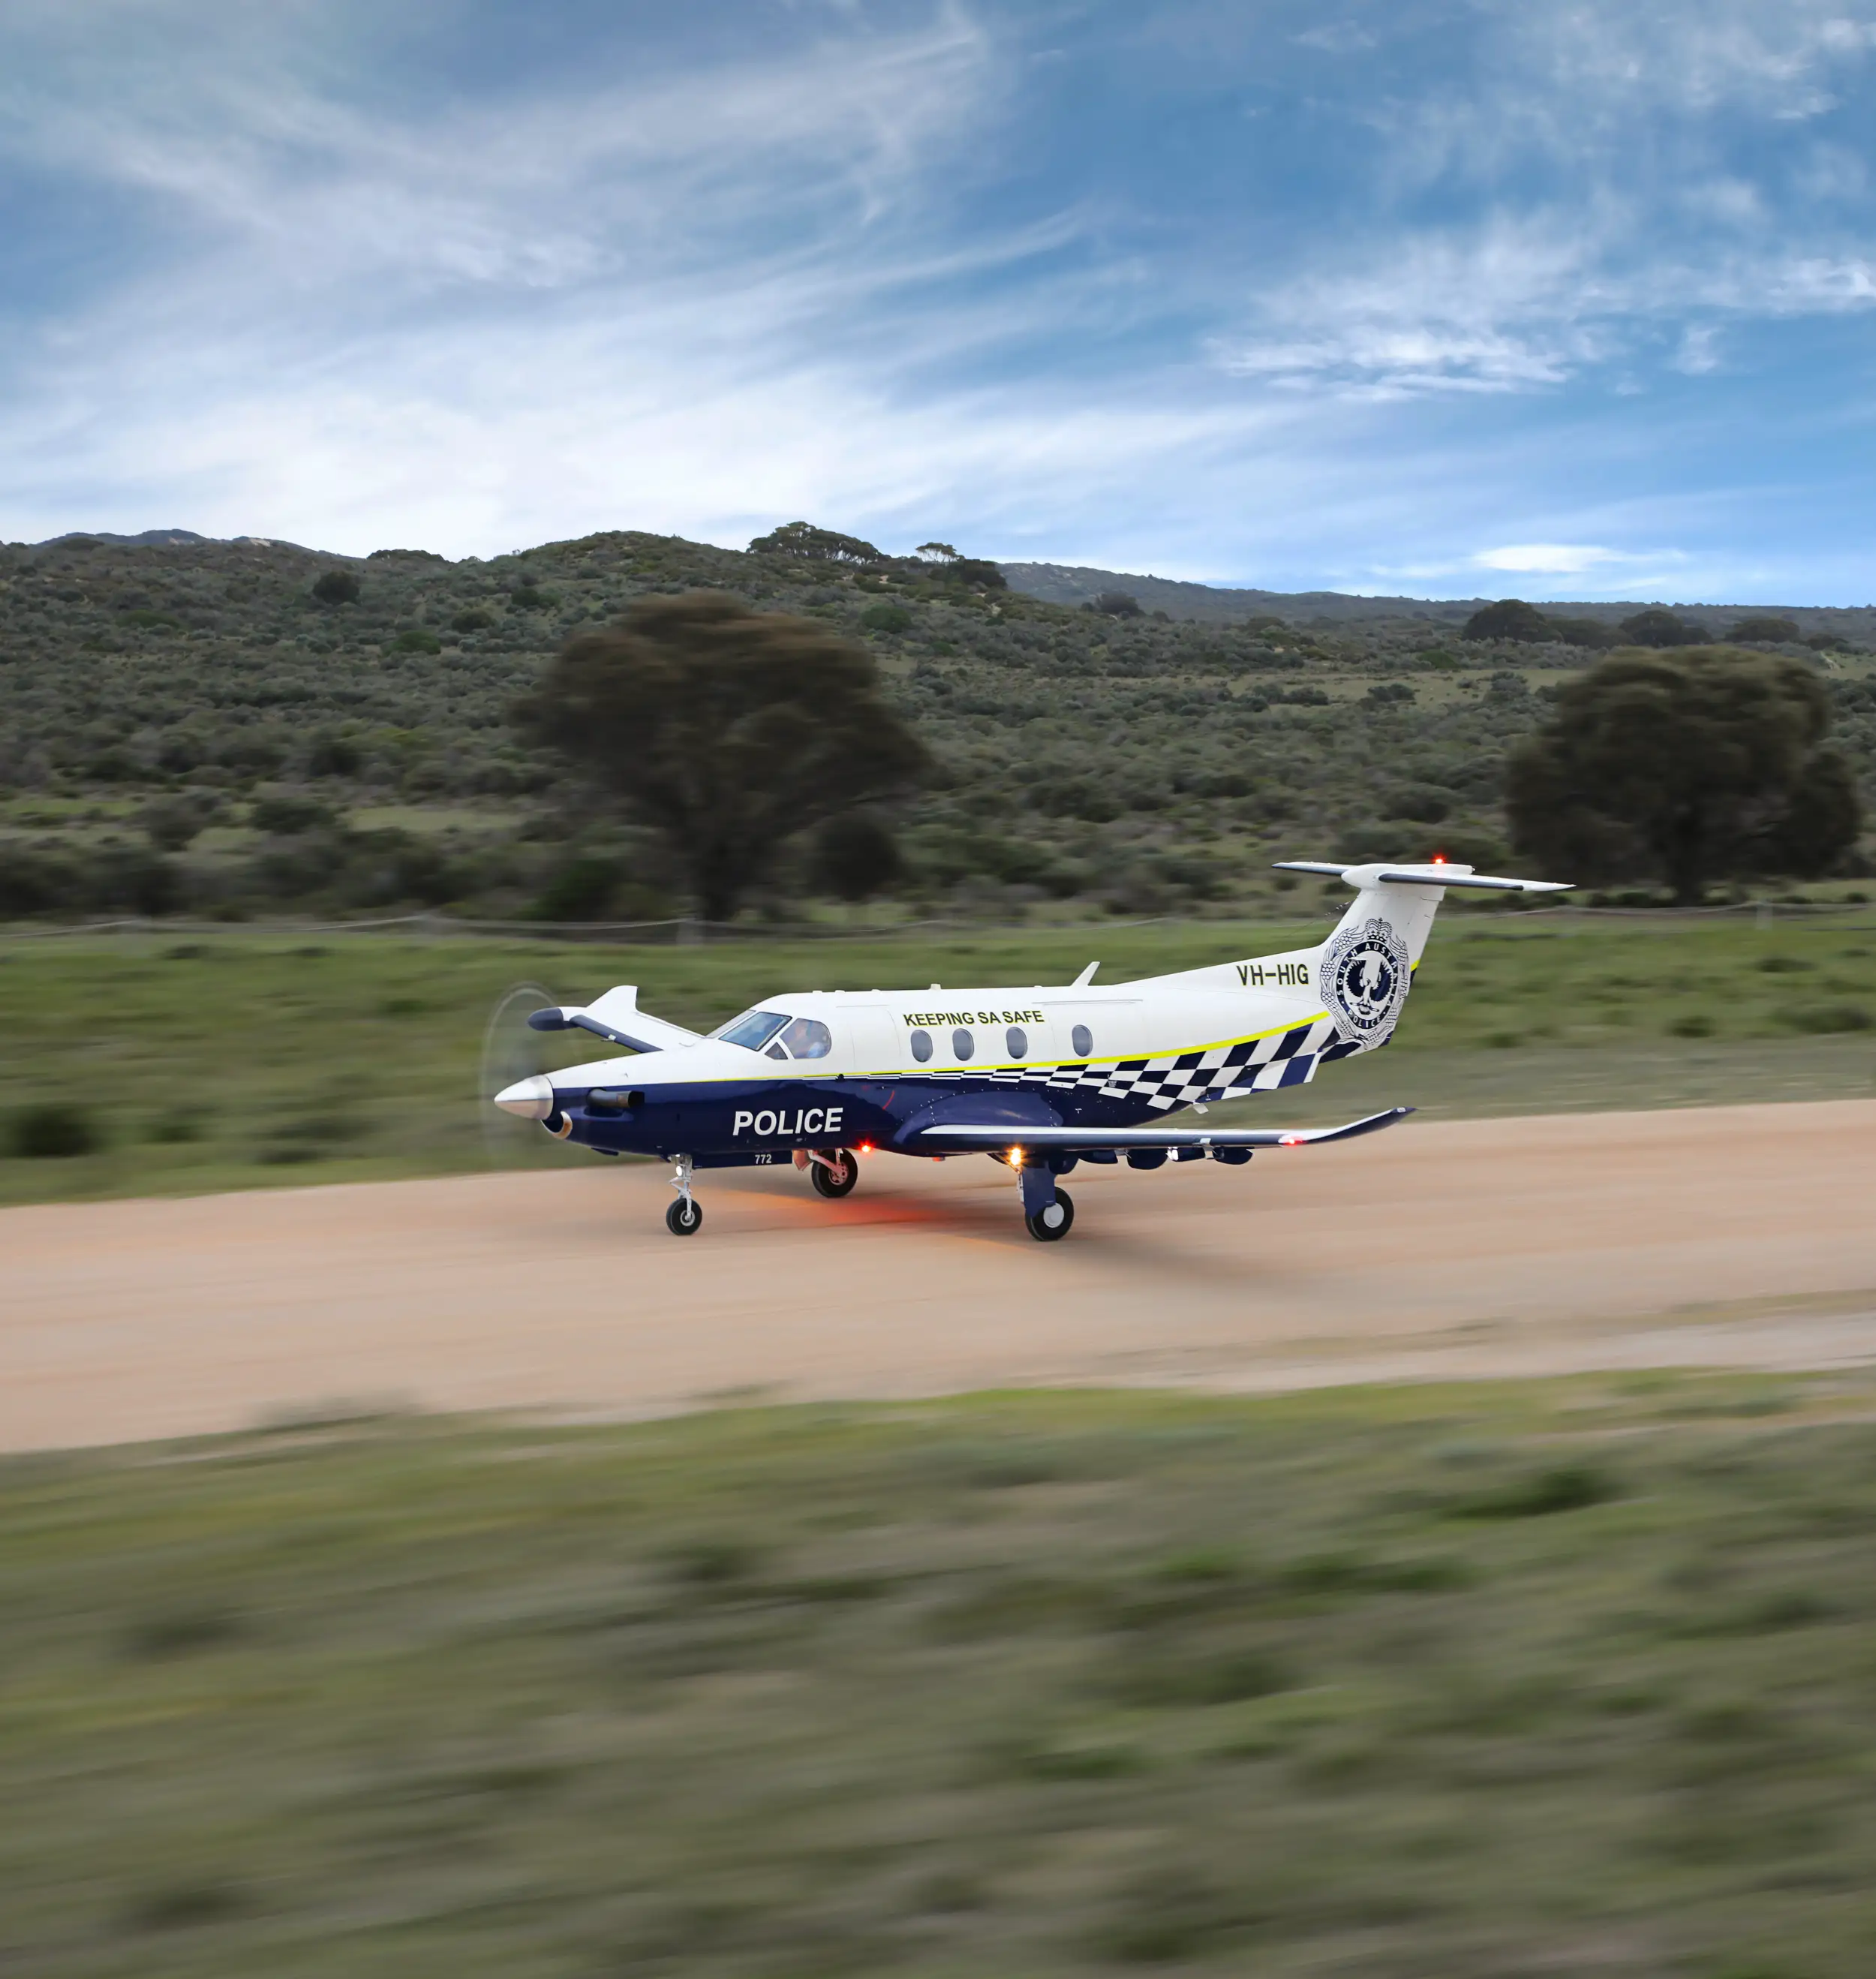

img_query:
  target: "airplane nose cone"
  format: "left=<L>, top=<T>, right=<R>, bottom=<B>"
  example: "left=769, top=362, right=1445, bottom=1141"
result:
left=494, top=1073, right=555, bottom=1120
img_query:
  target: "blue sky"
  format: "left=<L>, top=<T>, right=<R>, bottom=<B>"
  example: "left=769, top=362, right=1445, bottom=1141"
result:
left=2, top=1, right=1874, bottom=601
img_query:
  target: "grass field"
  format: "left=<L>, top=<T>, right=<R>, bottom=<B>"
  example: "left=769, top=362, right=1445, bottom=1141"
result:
left=0, top=909, right=1871, bottom=1206
left=6, top=1377, right=1876, bottom=1975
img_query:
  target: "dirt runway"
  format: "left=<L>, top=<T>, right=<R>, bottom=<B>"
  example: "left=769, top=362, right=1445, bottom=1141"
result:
left=5, top=1099, right=1875, bottom=1452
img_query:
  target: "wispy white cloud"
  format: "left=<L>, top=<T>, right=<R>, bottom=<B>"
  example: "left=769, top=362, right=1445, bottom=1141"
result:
left=1475, top=543, right=1622, bottom=575
left=0, top=4, right=1002, bottom=295
left=1672, top=324, right=1723, bottom=373
left=1213, top=216, right=1613, bottom=397
left=1293, top=22, right=1374, bottom=55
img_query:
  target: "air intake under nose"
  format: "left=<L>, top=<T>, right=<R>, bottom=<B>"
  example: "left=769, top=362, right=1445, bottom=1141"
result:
left=493, top=1073, right=555, bottom=1120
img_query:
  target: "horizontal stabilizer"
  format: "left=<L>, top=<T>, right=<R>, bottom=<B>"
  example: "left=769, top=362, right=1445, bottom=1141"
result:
left=914, top=1106, right=1412, bottom=1153
left=1273, top=859, right=1571, bottom=894
left=528, top=985, right=703, bottom=1054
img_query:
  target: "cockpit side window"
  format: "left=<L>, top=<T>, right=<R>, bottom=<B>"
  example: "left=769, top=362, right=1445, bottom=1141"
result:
left=777, top=1016, right=833, bottom=1060
left=717, top=1008, right=790, bottom=1051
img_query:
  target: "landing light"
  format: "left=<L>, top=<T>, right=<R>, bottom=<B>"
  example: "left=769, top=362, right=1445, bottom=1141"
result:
left=1009, top=1146, right=1024, bottom=1168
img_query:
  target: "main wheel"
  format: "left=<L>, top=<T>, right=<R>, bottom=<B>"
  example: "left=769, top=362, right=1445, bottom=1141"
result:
left=666, top=1197, right=703, bottom=1237
left=810, top=1150, right=859, bottom=1199
left=1025, top=1186, right=1075, bottom=1242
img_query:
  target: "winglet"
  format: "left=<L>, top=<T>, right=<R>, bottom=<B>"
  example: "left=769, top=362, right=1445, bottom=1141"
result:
left=1072, top=961, right=1099, bottom=986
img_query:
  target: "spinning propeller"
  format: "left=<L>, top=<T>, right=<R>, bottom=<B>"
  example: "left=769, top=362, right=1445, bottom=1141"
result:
left=478, top=982, right=591, bottom=1170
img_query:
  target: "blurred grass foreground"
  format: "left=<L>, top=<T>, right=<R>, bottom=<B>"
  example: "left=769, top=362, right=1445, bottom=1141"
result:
left=7, top=1378, right=1876, bottom=1974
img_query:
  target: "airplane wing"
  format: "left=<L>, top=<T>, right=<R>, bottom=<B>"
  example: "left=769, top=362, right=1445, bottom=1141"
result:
left=527, top=985, right=704, bottom=1054
left=912, top=1105, right=1413, bottom=1151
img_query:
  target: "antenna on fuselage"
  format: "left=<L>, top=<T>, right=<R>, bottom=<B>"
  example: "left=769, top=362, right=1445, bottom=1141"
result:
left=1072, top=961, right=1099, bottom=986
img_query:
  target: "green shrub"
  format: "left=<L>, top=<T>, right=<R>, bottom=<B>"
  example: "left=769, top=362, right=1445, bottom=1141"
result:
left=304, top=730, right=361, bottom=777
left=1786, top=1002, right=1873, bottom=1033
left=534, top=856, right=623, bottom=922
left=140, top=795, right=206, bottom=852
left=1453, top=1463, right=1619, bottom=1519
left=249, top=794, right=335, bottom=837
left=11, top=1104, right=101, bottom=1158
left=860, top=602, right=912, bottom=635
left=390, top=628, right=440, bottom=654
left=146, top=1106, right=206, bottom=1144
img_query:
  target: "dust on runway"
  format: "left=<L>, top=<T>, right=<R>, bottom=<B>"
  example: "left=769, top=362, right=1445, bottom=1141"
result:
left=5, top=1099, right=1874, bottom=1452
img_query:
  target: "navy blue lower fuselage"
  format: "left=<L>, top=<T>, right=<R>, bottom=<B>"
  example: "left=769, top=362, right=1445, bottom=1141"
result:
left=553, top=1073, right=1169, bottom=1168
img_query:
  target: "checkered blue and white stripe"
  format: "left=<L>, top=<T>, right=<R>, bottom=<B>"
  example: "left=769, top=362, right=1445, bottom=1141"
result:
left=965, top=1016, right=1360, bottom=1111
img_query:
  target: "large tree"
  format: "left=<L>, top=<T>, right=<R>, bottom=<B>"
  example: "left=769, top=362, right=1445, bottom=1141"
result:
left=1463, top=597, right=1553, bottom=642
left=520, top=592, right=928, bottom=921
left=1505, top=647, right=1862, bottom=904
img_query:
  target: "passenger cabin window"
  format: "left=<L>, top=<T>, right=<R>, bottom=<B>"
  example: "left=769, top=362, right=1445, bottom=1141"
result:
left=777, top=1016, right=832, bottom=1060
left=909, top=1028, right=933, bottom=1062
left=1006, top=1027, right=1028, bottom=1059
left=952, top=1027, right=975, bottom=1061
left=1072, top=1023, right=1093, bottom=1058
left=717, top=1008, right=789, bottom=1051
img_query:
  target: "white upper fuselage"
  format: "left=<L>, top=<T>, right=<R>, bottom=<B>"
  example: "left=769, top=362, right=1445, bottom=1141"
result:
left=543, top=943, right=1331, bottom=1091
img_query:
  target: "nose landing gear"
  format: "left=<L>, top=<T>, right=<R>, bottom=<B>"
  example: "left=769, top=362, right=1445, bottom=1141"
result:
left=666, top=1197, right=702, bottom=1236
left=666, top=1153, right=702, bottom=1236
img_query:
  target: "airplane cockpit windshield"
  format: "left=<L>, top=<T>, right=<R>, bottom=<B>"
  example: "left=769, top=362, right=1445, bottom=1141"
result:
left=713, top=1009, right=835, bottom=1060
left=714, top=1009, right=790, bottom=1051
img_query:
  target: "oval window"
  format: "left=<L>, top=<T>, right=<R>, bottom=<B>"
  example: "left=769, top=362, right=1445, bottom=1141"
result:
left=1006, top=1026, right=1027, bottom=1060
left=952, top=1027, right=975, bottom=1061
left=909, top=1029, right=933, bottom=1063
left=1072, top=1024, right=1093, bottom=1058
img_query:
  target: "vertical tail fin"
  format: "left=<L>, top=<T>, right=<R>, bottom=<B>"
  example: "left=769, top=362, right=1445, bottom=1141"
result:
left=1275, top=860, right=1572, bottom=1051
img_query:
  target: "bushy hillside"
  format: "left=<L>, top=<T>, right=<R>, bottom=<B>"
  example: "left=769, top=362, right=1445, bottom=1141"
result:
left=2, top=528, right=1871, bottom=922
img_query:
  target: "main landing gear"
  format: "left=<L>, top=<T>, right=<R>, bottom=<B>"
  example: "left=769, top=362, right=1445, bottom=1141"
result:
left=1018, top=1160, right=1075, bottom=1243
left=1026, top=1189, right=1075, bottom=1242
left=807, top=1147, right=858, bottom=1199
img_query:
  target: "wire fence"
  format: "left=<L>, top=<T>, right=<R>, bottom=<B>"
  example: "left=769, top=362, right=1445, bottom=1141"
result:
left=2, top=898, right=1872, bottom=946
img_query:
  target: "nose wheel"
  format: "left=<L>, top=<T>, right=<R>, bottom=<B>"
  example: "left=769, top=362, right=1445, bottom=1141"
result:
left=1025, top=1186, right=1075, bottom=1242
left=808, top=1149, right=859, bottom=1199
left=665, top=1153, right=701, bottom=1235
left=666, top=1196, right=703, bottom=1237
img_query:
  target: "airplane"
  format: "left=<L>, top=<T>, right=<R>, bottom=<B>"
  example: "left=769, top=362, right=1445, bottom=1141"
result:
left=494, top=859, right=1570, bottom=1239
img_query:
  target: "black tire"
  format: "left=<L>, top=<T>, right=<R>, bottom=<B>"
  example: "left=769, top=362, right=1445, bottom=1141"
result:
left=1025, top=1186, right=1075, bottom=1242
left=666, top=1196, right=703, bottom=1237
left=809, top=1150, right=858, bottom=1199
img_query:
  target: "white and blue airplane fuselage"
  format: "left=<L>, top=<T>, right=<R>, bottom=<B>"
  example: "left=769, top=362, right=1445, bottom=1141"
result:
left=494, top=860, right=1568, bottom=1239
